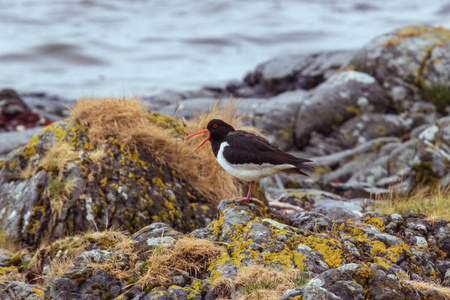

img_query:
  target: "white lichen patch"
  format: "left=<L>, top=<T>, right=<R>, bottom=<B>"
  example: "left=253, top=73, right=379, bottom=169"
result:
left=308, top=277, right=325, bottom=287
left=391, top=86, right=407, bottom=101
left=8, top=210, right=17, bottom=220
left=261, top=218, right=290, bottom=231
left=358, top=136, right=367, bottom=144
left=327, top=71, right=376, bottom=86
left=419, top=125, right=438, bottom=141
left=357, top=96, right=369, bottom=107
left=415, top=236, right=428, bottom=248
left=85, top=196, right=94, bottom=222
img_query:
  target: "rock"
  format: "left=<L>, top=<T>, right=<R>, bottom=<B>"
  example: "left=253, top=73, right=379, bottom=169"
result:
left=243, top=50, right=354, bottom=97
left=0, top=89, right=53, bottom=133
left=294, top=71, right=391, bottom=149
left=73, top=249, right=113, bottom=267
left=291, top=211, right=332, bottom=232
left=252, top=90, right=309, bottom=150
left=129, top=222, right=183, bottom=252
left=351, top=25, right=450, bottom=108
left=303, top=263, right=366, bottom=300
left=348, top=139, right=418, bottom=186
left=0, top=281, right=44, bottom=300
left=0, top=109, right=217, bottom=248
left=0, top=126, right=44, bottom=158
left=366, top=266, right=415, bottom=300
left=49, top=267, right=122, bottom=299
left=331, top=113, right=411, bottom=149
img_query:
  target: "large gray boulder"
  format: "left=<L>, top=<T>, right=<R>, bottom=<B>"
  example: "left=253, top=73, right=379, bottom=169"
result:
left=294, top=71, right=391, bottom=149
left=351, top=25, right=450, bottom=108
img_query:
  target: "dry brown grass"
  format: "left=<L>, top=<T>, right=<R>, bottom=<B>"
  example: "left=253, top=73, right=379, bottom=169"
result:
left=19, top=162, right=34, bottom=179
left=212, top=264, right=305, bottom=300
left=137, top=237, right=221, bottom=288
left=87, top=148, right=107, bottom=165
left=70, top=96, right=261, bottom=203
left=33, top=142, right=81, bottom=222
left=234, top=265, right=298, bottom=300
left=0, top=268, right=27, bottom=282
left=213, top=276, right=236, bottom=299
left=0, top=228, right=19, bottom=252
left=46, top=177, right=81, bottom=222
left=404, top=279, right=450, bottom=298
left=38, top=142, right=80, bottom=179
left=378, top=185, right=450, bottom=221
left=28, top=229, right=129, bottom=285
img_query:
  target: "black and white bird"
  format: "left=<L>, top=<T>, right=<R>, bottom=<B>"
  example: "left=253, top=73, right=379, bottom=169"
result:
left=185, top=119, right=314, bottom=202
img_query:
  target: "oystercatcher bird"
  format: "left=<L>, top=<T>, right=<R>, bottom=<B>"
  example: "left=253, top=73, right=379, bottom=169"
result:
left=185, top=119, right=313, bottom=202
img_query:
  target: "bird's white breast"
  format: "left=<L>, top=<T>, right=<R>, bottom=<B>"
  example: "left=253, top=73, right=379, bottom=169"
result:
left=216, top=142, right=295, bottom=181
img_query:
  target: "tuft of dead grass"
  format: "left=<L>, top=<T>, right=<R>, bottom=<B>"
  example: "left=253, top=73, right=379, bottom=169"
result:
left=0, top=228, right=19, bottom=252
left=212, top=264, right=306, bottom=300
left=19, top=162, right=34, bottom=179
left=403, top=279, right=450, bottom=298
left=87, top=148, right=107, bottom=165
left=28, top=229, right=129, bottom=285
left=378, top=185, right=450, bottom=221
left=235, top=265, right=299, bottom=300
left=213, top=276, right=236, bottom=299
left=137, top=237, right=221, bottom=288
left=70, top=96, right=260, bottom=203
left=38, top=142, right=80, bottom=179
left=46, top=177, right=81, bottom=222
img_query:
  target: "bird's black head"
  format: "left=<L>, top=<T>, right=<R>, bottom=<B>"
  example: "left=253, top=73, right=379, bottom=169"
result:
left=184, top=119, right=235, bottom=153
left=206, top=119, right=235, bottom=140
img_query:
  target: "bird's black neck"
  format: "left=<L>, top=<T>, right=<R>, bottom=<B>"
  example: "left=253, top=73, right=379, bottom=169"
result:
left=210, top=137, right=225, bottom=158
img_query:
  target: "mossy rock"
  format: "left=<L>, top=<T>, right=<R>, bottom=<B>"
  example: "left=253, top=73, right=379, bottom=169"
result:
left=0, top=113, right=217, bottom=248
left=351, top=25, right=450, bottom=107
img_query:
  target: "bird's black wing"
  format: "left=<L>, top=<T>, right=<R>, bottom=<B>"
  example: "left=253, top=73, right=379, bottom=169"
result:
left=223, top=130, right=313, bottom=169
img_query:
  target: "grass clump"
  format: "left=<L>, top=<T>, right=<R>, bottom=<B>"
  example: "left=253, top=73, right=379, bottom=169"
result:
left=378, top=185, right=450, bottom=220
left=403, top=279, right=450, bottom=298
left=137, top=238, right=221, bottom=288
left=212, top=265, right=307, bottom=300
left=70, top=96, right=260, bottom=204
left=38, top=142, right=80, bottom=179
left=27, top=229, right=129, bottom=285
left=421, top=81, right=450, bottom=112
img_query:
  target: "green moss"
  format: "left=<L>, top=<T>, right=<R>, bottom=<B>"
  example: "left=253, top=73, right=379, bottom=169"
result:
left=420, top=81, right=450, bottom=112
left=70, top=273, right=85, bottom=280
left=413, top=161, right=440, bottom=185
left=346, top=106, right=361, bottom=115
left=242, top=277, right=277, bottom=296
left=90, top=283, right=102, bottom=290
left=6, top=254, right=23, bottom=266
left=26, top=219, right=40, bottom=235
left=48, top=178, right=66, bottom=199
left=294, top=270, right=309, bottom=286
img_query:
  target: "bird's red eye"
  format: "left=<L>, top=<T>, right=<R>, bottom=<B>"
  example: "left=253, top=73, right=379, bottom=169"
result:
left=213, top=124, right=218, bottom=128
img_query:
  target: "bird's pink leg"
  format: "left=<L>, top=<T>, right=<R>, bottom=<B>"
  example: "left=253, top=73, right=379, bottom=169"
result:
left=235, top=181, right=255, bottom=202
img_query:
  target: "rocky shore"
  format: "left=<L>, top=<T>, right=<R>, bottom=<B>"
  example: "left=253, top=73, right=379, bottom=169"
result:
left=0, top=25, right=450, bottom=299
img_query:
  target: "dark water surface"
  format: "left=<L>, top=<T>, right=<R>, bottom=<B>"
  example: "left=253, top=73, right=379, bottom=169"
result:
left=2, top=0, right=450, bottom=100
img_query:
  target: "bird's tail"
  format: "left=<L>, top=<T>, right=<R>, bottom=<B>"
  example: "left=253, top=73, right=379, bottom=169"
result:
left=285, top=160, right=315, bottom=176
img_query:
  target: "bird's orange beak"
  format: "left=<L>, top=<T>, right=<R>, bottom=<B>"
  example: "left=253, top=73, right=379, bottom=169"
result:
left=184, top=129, right=210, bottom=153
